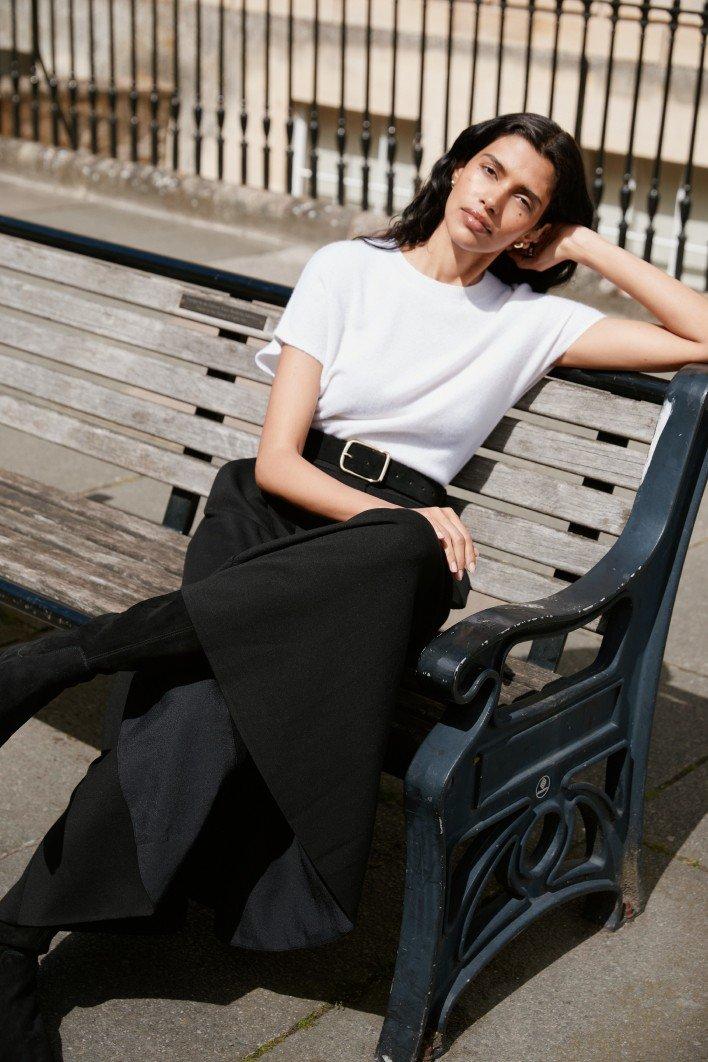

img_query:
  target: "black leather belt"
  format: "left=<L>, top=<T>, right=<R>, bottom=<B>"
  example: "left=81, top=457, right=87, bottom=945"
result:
left=303, top=427, right=446, bottom=507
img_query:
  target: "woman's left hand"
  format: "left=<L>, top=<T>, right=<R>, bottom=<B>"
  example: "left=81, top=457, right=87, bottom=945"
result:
left=506, top=222, right=587, bottom=271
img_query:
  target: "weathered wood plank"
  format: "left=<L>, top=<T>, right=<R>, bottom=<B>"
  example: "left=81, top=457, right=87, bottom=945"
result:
left=0, top=497, right=187, bottom=582
left=0, top=350, right=263, bottom=458
left=0, top=314, right=268, bottom=425
left=469, top=554, right=567, bottom=603
left=0, top=472, right=189, bottom=577
left=0, top=465, right=604, bottom=632
left=0, top=239, right=660, bottom=448
left=0, top=467, right=192, bottom=553
left=478, top=416, right=646, bottom=489
left=0, top=233, right=280, bottom=340
left=0, top=505, right=182, bottom=600
left=0, top=233, right=228, bottom=312
left=0, top=528, right=178, bottom=616
left=457, top=499, right=609, bottom=576
left=0, top=271, right=265, bottom=382
left=454, top=454, right=631, bottom=534
left=469, top=555, right=602, bottom=633
left=0, top=394, right=219, bottom=497
left=517, top=377, right=659, bottom=443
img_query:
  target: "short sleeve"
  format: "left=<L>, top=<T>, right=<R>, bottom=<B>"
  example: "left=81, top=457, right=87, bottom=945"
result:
left=254, top=251, right=330, bottom=378
left=540, top=295, right=607, bottom=372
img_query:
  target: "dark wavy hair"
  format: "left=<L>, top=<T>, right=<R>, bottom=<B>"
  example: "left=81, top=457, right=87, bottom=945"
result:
left=352, top=112, right=594, bottom=293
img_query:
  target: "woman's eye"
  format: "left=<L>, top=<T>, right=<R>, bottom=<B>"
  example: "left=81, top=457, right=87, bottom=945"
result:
left=483, top=163, right=531, bottom=209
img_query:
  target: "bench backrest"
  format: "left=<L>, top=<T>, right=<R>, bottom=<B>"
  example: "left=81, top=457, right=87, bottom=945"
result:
left=0, top=228, right=663, bottom=613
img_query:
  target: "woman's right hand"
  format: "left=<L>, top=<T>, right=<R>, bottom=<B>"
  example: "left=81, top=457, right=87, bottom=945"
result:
left=415, top=506, right=479, bottom=580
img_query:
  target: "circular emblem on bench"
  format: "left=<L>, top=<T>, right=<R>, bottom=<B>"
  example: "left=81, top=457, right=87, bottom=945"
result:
left=535, top=774, right=551, bottom=799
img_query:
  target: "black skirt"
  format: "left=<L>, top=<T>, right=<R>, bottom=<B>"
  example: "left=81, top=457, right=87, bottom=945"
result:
left=0, top=447, right=461, bottom=952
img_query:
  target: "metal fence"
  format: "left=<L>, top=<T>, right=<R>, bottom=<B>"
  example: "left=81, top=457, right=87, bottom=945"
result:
left=1, top=0, right=706, bottom=285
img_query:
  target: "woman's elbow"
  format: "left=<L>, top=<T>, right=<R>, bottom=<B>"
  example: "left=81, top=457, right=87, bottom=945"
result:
left=254, top=447, right=294, bottom=493
left=254, top=452, right=273, bottom=491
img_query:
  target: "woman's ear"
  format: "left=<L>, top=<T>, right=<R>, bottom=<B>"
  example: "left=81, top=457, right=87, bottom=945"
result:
left=527, top=221, right=553, bottom=241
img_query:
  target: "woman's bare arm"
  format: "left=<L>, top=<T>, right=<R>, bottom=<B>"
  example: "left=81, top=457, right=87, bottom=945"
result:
left=254, top=344, right=478, bottom=578
left=508, top=223, right=708, bottom=372
left=254, top=344, right=395, bottom=523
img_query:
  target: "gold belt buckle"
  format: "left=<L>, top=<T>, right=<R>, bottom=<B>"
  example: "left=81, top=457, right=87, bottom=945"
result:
left=339, top=438, right=392, bottom=483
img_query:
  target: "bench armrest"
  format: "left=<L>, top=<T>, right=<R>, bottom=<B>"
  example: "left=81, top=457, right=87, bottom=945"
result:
left=418, top=364, right=708, bottom=704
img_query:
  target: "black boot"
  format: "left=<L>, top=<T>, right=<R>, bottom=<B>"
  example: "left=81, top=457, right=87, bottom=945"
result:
left=0, top=589, right=202, bottom=749
left=0, top=943, right=53, bottom=1061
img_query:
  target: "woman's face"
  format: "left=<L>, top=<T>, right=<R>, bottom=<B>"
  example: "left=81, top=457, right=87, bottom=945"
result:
left=447, top=134, right=557, bottom=255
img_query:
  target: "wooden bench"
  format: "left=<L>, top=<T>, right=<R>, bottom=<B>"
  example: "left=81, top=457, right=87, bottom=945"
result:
left=0, top=216, right=706, bottom=1062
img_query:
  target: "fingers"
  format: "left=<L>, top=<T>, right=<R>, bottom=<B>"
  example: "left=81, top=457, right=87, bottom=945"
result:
left=422, top=506, right=479, bottom=581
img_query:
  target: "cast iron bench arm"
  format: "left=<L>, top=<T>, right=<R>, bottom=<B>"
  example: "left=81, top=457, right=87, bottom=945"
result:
left=417, top=364, right=708, bottom=705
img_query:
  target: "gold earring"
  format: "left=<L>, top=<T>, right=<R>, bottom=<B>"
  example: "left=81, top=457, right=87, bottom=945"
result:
left=512, top=241, right=525, bottom=249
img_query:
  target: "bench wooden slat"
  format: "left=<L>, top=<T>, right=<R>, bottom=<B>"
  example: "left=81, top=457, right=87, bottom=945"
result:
left=0, top=394, right=218, bottom=497
left=0, top=544, right=179, bottom=616
left=1, top=312, right=649, bottom=500
left=517, top=377, right=659, bottom=443
left=0, top=271, right=263, bottom=383
left=455, top=454, right=630, bottom=534
left=0, top=313, right=268, bottom=424
left=0, top=235, right=661, bottom=637
left=0, top=232, right=231, bottom=313
left=1, top=465, right=572, bottom=616
left=469, top=553, right=567, bottom=602
left=0, top=381, right=607, bottom=578
left=479, top=416, right=647, bottom=489
left=0, top=265, right=661, bottom=448
left=0, top=527, right=178, bottom=616
left=0, top=481, right=188, bottom=580
left=0, top=467, right=191, bottom=556
left=2, top=472, right=598, bottom=629
left=458, top=499, right=609, bottom=576
left=0, top=232, right=279, bottom=341
left=0, top=504, right=185, bottom=596
left=469, top=555, right=602, bottom=632
left=0, top=350, right=262, bottom=460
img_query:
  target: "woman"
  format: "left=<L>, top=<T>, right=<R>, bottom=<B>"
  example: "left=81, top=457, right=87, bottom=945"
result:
left=1, top=112, right=705, bottom=1058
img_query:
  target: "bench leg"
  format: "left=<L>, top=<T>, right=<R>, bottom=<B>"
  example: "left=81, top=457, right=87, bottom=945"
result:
left=376, top=680, right=500, bottom=1062
left=375, top=793, right=447, bottom=1062
left=377, top=673, right=632, bottom=1061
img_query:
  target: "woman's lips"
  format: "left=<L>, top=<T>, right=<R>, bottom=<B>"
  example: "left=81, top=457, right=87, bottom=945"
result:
left=461, top=208, right=490, bottom=235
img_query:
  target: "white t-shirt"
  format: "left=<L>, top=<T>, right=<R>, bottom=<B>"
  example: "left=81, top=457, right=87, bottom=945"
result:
left=254, top=238, right=607, bottom=484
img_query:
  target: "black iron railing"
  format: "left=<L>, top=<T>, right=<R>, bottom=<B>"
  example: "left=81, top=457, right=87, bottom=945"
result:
left=0, top=1, right=705, bottom=285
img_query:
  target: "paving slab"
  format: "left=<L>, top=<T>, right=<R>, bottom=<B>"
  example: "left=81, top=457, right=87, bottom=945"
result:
left=37, top=920, right=325, bottom=1062
left=1, top=692, right=704, bottom=1060
left=82, top=474, right=178, bottom=527
left=0, top=711, right=405, bottom=1059
left=0, top=695, right=108, bottom=854
left=0, top=422, right=141, bottom=497
left=644, top=758, right=708, bottom=866
left=0, top=172, right=318, bottom=285
left=688, top=491, right=708, bottom=544
left=264, top=852, right=706, bottom=1062
left=645, top=669, right=708, bottom=792
left=664, top=542, right=708, bottom=677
